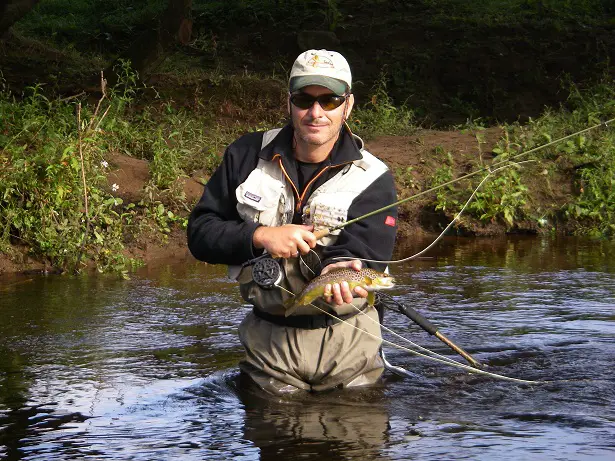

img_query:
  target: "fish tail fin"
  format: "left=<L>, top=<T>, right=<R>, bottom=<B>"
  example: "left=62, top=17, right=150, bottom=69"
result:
left=284, top=304, right=298, bottom=317
left=283, top=296, right=301, bottom=317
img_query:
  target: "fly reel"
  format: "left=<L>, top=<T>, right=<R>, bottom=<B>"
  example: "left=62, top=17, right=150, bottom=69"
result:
left=251, top=256, right=283, bottom=289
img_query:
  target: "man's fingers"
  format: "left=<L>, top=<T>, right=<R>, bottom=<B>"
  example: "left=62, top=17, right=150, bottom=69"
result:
left=321, top=259, right=363, bottom=274
left=300, top=228, right=317, bottom=249
left=256, top=225, right=318, bottom=258
left=331, top=283, right=344, bottom=305
left=350, top=259, right=363, bottom=271
left=340, top=281, right=354, bottom=304
left=297, top=240, right=311, bottom=255
left=328, top=282, right=353, bottom=305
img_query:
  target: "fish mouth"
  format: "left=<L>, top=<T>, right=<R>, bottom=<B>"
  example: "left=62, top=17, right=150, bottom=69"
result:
left=375, top=277, right=395, bottom=289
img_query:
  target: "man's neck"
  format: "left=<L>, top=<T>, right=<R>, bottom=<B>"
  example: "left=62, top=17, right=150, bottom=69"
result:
left=293, top=135, right=339, bottom=163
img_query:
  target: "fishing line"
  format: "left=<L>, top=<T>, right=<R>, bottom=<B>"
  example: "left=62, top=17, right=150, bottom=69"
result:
left=274, top=284, right=543, bottom=384
left=330, top=160, right=536, bottom=266
left=274, top=284, right=593, bottom=385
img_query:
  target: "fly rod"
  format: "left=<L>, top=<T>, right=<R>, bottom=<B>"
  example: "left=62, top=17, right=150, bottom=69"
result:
left=379, top=292, right=482, bottom=369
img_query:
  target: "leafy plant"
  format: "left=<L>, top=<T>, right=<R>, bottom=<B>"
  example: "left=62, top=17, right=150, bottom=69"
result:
left=395, top=166, right=420, bottom=190
left=429, top=165, right=458, bottom=213
left=467, top=166, right=529, bottom=227
left=349, top=73, right=415, bottom=139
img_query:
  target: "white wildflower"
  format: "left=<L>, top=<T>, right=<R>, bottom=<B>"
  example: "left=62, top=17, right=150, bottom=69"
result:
left=101, top=160, right=109, bottom=168
left=112, top=183, right=119, bottom=192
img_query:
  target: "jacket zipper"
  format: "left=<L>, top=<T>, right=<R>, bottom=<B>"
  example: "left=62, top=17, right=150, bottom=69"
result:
left=273, top=154, right=353, bottom=213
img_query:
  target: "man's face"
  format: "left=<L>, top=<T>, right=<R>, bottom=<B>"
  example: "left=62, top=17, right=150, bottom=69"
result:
left=289, top=85, right=354, bottom=148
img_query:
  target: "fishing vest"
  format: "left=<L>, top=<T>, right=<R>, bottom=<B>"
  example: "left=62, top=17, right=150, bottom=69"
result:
left=230, top=128, right=389, bottom=317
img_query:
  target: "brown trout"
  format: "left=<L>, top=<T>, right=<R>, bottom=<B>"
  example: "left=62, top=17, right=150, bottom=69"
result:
left=284, top=267, right=395, bottom=316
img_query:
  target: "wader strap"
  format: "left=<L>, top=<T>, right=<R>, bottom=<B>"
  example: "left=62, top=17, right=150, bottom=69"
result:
left=252, top=306, right=364, bottom=329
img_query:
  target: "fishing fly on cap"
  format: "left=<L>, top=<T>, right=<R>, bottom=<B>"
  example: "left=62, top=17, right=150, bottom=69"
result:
left=289, top=49, right=352, bottom=96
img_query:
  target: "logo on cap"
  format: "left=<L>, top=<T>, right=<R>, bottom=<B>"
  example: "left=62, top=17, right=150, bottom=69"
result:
left=308, top=54, right=334, bottom=69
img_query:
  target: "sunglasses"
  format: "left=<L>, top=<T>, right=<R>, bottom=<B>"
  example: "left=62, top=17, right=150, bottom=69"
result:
left=289, top=93, right=347, bottom=111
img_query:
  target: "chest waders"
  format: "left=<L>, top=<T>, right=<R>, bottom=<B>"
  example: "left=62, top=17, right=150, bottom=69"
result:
left=232, top=128, right=393, bottom=392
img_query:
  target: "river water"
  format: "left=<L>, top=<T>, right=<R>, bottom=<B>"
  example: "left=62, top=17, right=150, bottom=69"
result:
left=0, top=236, right=614, bottom=460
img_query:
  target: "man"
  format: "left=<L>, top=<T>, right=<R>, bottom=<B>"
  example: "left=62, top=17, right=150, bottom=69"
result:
left=188, top=49, right=397, bottom=394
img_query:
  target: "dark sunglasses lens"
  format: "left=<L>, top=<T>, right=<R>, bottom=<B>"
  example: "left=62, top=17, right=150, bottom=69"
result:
left=291, top=94, right=316, bottom=109
left=291, top=94, right=346, bottom=110
left=319, top=95, right=345, bottom=110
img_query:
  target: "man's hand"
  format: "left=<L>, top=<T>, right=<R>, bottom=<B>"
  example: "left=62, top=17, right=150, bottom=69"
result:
left=321, top=259, right=368, bottom=306
left=253, top=224, right=317, bottom=259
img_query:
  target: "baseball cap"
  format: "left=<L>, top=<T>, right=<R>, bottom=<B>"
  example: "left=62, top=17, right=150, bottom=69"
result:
left=289, top=49, right=352, bottom=96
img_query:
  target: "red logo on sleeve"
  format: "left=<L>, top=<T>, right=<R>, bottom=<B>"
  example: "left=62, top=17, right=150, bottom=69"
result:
left=385, top=216, right=396, bottom=227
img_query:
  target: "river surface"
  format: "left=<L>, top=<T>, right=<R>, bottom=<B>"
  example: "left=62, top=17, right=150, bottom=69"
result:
left=1, top=236, right=614, bottom=460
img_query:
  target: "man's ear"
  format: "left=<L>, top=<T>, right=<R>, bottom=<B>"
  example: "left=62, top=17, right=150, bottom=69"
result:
left=343, top=93, right=355, bottom=123
left=287, top=96, right=291, bottom=115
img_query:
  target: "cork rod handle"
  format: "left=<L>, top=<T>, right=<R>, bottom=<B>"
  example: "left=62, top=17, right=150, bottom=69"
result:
left=313, top=228, right=331, bottom=240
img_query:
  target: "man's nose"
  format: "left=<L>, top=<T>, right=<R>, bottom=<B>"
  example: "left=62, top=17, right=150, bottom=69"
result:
left=307, top=100, right=325, bottom=117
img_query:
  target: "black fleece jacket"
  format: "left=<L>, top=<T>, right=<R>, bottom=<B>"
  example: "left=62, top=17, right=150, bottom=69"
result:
left=187, top=124, right=398, bottom=272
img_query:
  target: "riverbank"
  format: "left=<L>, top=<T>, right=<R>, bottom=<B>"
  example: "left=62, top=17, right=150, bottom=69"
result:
left=1, top=0, right=614, bottom=275
left=2, top=115, right=611, bottom=276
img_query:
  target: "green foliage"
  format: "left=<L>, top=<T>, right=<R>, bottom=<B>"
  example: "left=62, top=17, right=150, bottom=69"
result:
left=0, top=64, right=200, bottom=275
left=325, top=0, right=343, bottom=31
left=16, top=0, right=166, bottom=51
left=467, top=167, right=529, bottom=228
left=519, top=80, right=615, bottom=236
left=0, top=79, right=135, bottom=274
left=349, top=74, right=415, bottom=139
left=150, top=128, right=186, bottom=190
left=428, top=154, right=531, bottom=230
left=394, top=166, right=419, bottom=191
left=426, top=78, right=615, bottom=235
left=567, top=160, right=615, bottom=236
left=429, top=156, right=459, bottom=214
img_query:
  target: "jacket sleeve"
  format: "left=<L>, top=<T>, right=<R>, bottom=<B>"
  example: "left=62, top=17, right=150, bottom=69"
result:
left=320, top=170, right=398, bottom=272
left=187, top=136, right=262, bottom=265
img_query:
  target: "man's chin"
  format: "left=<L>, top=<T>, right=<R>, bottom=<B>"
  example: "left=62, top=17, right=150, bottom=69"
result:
left=298, top=133, right=329, bottom=146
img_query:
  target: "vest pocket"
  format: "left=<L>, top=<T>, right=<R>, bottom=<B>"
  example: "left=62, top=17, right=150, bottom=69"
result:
left=236, top=169, right=285, bottom=226
left=304, top=192, right=353, bottom=235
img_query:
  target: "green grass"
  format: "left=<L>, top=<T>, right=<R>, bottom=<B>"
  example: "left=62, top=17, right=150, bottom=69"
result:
left=15, top=0, right=166, bottom=52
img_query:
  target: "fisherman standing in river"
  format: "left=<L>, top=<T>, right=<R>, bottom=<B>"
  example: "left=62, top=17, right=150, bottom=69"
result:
left=187, top=49, right=398, bottom=394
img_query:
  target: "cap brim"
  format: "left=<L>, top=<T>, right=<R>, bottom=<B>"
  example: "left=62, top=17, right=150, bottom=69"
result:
left=289, top=76, right=347, bottom=95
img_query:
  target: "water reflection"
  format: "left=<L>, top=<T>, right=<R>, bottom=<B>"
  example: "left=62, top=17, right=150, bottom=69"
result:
left=234, top=375, right=393, bottom=460
left=396, top=234, right=615, bottom=272
left=0, top=236, right=614, bottom=460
